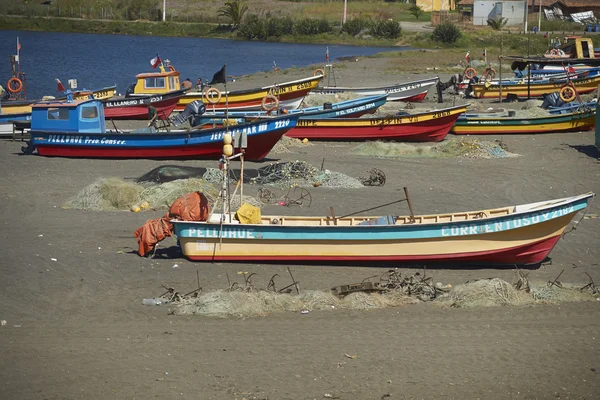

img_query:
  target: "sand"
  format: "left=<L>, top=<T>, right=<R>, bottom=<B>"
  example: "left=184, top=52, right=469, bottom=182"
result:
left=1, top=52, right=600, bottom=399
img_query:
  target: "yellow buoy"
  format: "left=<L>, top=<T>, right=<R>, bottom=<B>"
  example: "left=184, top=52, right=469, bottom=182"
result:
left=223, top=133, right=233, bottom=144
left=223, top=143, right=233, bottom=156
left=302, top=138, right=309, bottom=144
left=139, top=201, right=150, bottom=209
left=130, top=205, right=141, bottom=213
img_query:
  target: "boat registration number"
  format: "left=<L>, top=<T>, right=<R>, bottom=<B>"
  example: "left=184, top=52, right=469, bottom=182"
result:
left=93, top=90, right=113, bottom=99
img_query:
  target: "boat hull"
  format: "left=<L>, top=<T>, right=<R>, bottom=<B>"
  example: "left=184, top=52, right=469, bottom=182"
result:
left=286, top=104, right=467, bottom=142
left=103, top=90, right=185, bottom=120
left=311, top=77, right=439, bottom=102
left=175, top=76, right=323, bottom=112
left=173, top=194, right=592, bottom=266
left=30, top=116, right=298, bottom=161
left=471, top=75, right=600, bottom=99
left=0, top=86, right=117, bottom=114
left=452, top=109, right=597, bottom=135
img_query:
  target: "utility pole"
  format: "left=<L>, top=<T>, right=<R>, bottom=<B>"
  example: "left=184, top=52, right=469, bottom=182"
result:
left=163, top=0, right=166, bottom=22
left=523, top=0, right=529, bottom=33
left=343, top=0, right=347, bottom=24
left=538, top=0, right=542, bottom=32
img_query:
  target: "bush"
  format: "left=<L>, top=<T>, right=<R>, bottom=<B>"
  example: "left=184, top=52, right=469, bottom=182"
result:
left=293, top=18, right=332, bottom=35
left=487, top=17, right=507, bottom=30
left=372, top=19, right=401, bottom=39
left=237, top=14, right=265, bottom=40
left=342, top=18, right=372, bottom=36
left=265, top=16, right=295, bottom=37
left=409, top=5, right=424, bottom=20
left=432, top=21, right=461, bottom=44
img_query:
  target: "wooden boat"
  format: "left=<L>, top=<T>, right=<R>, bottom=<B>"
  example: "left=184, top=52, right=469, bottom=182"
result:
left=452, top=108, right=596, bottom=135
left=548, top=101, right=596, bottom=114
left=23, top=98, right=299, bottom=160
left=103, top=89, right=186, bottom=120
left=0, top=86, right=117, bottom=115
left=285, top=104, right=468, bottom=142
left=311, top=77, right=439, bottom=102
left=470, top=73, right=600, bottom=99
left=171, top=192, right=594, bottom=265
left=596, top=101, right=600, bottom=149
left=191, top=94, right=388, bottom=127
left=0, top=110, right=31, bottom=137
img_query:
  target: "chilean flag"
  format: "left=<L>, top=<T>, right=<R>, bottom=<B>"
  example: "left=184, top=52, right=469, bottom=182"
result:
left=150, top=54, right=161, bottom=69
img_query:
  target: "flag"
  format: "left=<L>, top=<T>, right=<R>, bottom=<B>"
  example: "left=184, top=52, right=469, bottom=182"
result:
left=544, top=32, right=549, bottom=38
left=465, top=50, right=470, bottom=62
left=17, top=37, right=21, bottom=52
left=150, top=54, right=161, bottom=69
left=482, top=48, right=486, bottom=58
left=209, top=64, right=227, bottom=85
left=56, top=79, right=65, bottom=92
left=326, top=47, right=329, bottom=61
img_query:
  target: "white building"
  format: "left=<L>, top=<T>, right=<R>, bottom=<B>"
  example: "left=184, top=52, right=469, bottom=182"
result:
left=472, top=1, right=526, bottom=26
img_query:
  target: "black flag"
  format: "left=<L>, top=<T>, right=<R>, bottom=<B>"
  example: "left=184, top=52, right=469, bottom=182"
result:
left=209, top=64, right=227, bottom=85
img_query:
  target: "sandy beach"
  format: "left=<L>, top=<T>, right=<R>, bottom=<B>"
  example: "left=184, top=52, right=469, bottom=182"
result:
left=1, top=54, right=600, bottom=399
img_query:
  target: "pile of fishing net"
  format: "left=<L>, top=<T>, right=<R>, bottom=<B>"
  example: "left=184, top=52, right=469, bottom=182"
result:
left=436, top=278, right=598, bottom=308
left=173, top=290, right=416, bottom=318
left=63, top=177, right=221, bottom=211
left=203, top=161, right=363, bottom=189
left=270, top=136, right=314, bottom=154
left=352, top=138, right=518, bottom=159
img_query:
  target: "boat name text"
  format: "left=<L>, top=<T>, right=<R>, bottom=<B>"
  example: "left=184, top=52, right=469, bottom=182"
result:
left=188, top=227, right=255, bottom=239
left=46, top=135, right=126, bottom=145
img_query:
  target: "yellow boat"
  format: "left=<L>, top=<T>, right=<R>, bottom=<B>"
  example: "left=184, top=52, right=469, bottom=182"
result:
left=470, top=74, right=600, bottom=99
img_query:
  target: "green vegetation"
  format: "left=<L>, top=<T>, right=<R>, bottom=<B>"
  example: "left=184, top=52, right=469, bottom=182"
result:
left=432, top=22, right=461, bottom=44
left=409, top=5, right=424, bottom=20
left=372, top=20, right=402, bottom=39
left=342, top=18, right=372, bottom=36
left=217, top=0, right=248, bottom=29
left=487, top=18, right=508, bottom=30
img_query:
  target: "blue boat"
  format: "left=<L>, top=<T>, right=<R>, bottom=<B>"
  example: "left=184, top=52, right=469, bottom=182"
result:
left=0, top=111, right=31, bottom=137
left=596, top=101, right=600, bottom=149
left=23, top=98, right=299, bottom=160
left=192, top=94, right=388, bottom=127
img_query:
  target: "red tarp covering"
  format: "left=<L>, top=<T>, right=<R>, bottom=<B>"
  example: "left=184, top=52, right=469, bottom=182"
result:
left=134, top=192, right=210, bottom=257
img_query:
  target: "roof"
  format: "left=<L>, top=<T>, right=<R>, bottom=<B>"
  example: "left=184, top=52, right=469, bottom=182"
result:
left=31, top=98, right=99, bottom=109
left=459, top=0, right=598, bottom=6
left=135, top=70, right=179, bottom=79
left=558, top=1, right=600, bottom=7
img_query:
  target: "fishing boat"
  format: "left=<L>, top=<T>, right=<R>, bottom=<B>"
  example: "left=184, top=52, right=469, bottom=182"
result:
left=171, top=192, right=594, bottom=266
left=596, top=101, right=600, bottom=149
left=285, top=104, right=468, bottom=142
left=103, top=89, right=186, bottom=120
left=0, top=111, right=31, bottom=137
left=311, top=76, right=439, bottom=102
left=191, top=94, right=388, bottom=127
left=470, top=73, right=600, bottom=99
left=23, top=98, right=299, bottom=160
left=452, top=108, right=596, bottom=135
left=123, top=61, right=323, bottom=112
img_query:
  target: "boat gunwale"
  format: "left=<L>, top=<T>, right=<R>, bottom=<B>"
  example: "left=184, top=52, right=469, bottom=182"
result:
left=315, top=76, right=439, bottom=91
left=181, top=75, right=323, bottom=98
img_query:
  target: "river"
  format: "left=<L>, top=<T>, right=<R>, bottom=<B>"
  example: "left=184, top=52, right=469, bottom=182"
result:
left=0, top=30, right=404, bottom=99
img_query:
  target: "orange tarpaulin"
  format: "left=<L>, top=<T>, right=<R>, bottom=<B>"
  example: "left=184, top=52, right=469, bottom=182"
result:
left=134, top=191, right=210, bottom=257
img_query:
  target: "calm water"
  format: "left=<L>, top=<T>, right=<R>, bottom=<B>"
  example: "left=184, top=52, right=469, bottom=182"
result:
left=0, top=30, right=403, bottom=99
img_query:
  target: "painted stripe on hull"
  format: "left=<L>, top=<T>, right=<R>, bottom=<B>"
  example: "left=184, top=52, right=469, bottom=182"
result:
left=184, top=235, right=561, bottom=266
left=104, top=97, right=180, bottom=120
left=286, top=113, right=461, bottom=142
left=35, top=128, right=285, bottom=160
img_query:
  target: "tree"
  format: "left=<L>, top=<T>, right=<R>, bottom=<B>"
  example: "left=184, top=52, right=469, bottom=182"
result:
left=218, top=0, right=248, bottom=29
left=487, top=17, right=508, bottom=30
left=409, top=5, right=424, bottom=20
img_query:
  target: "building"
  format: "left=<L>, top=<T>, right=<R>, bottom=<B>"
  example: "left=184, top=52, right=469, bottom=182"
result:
left=467, top=1, right=527, bottom=26
left=415, top=0, right=456, bottom=13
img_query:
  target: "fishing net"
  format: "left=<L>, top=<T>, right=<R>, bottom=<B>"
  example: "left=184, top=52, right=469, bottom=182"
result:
left=203, top=161, right=363, bottom=189
left=173, top=289, right=415, bottom=318
left=437, top=278, right=530, bottom=308
left=270, top=136, right=313, bottom=154
left=63, top=177, right=219, bottom=211
left=530, top=285, right=598, bottom=304
left=352, top=138, right=518, bottom=159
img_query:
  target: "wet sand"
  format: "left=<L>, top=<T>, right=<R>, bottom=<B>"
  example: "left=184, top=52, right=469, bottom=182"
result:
left=1, top=55, right=600, bottom=399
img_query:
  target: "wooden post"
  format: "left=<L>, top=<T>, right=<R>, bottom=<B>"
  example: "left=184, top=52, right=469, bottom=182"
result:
left=403, top=187, right=415, bottom=221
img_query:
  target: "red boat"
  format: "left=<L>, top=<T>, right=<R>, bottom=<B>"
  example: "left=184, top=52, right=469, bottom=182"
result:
left=103, top=89, right=186, bottom=120
left=286, top=104, right=468, bottom=142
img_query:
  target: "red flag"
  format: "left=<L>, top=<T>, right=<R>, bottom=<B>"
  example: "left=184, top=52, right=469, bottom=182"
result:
left=465, top=50, right=470, bottom=62
left=150, top=54, right=161, bottom=69
left=326, top=47, right=329, bottom=61
left=17, top=37, right=21, bottom=51
left=56, top=79, right=66, bottom=92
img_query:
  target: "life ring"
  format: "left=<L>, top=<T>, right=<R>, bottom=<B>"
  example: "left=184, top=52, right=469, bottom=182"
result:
left=205, top=87, right=222, bottom=104
left=314, top=69, right=325, bottom=77
left=559, top=84, right=576, bottom=103
left=464, top=68, right=477, bottom=80
left=483, top=67, right=496, bottom=81
left=261, top=95, right=279, bottom=112
left=168, top=65, right=176, bottom=72
left=7, top=77, right=22, bottom=93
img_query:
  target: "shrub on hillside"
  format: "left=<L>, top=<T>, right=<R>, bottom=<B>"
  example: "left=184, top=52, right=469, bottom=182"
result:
left=432, top=21, right=461, bottom=44
left=237, top=14, right=265, bottom=40
left=294, top=18, right=332, bottom=35
left=265, top=16, right=295, bottom=37
left=372, top=19, right=401, bottom=39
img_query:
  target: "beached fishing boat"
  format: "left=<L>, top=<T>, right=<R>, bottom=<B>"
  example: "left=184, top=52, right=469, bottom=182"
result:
left=285, top=104, right=468, bottom=142
left=103, top=89, right=186, bottom=120
left=596, top=101, right=600, bottom=149
left=470, top=73, right=600, bottom=99
left=191, top=94, right=388, bottom=127
left=311, top=76, right=439, bottom=102
left=171, top=192, right=594, bottom=266
left=23, top=98, right=299, bottom=160
left=0, top=110, right=31, bottom=137
left=452, top=108, right=596, bottom=135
